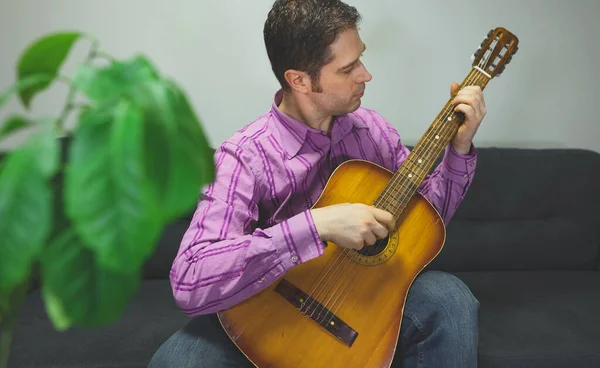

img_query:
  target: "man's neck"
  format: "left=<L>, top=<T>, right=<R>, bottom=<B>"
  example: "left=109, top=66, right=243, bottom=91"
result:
left=278, top=90, right=334, bottom=136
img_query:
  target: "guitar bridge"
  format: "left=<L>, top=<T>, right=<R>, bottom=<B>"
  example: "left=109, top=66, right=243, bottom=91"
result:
left=274, top=279, right=358, bottom=347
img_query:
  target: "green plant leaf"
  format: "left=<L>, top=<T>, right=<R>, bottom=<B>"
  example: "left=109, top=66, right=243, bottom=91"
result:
left=17, top=32, right=81, bottom=108
left=0, top=74, right=54, bottom=109
left=130, top=79, right=215, bottom=221
left=73, top=54, right=158, bottom=101
left=41, top=228, right=140, bottom=328
left=73, top=55, right=214, bottom=221
left=163, top=80, right=215, bottom=217
left=64, top=100, right=162, bottom=272
left=0, top=116, right=59, bottom=155
left=0, top=128, right=58, bottom=295
left=0, top=115, right=30, bottom=138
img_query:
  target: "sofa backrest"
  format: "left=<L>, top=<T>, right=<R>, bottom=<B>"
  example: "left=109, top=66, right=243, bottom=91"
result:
left=428, top=147, right=600, bottom=272
left=144, top=147, right=600, bottom=279
left=143, top=216, right=192, bottom=279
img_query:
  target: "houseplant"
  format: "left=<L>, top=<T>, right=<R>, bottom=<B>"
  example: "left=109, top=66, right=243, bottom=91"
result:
left=0, top=31, right=215, bottom=367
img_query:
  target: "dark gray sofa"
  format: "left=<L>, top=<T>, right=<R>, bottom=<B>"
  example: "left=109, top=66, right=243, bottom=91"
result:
left=9, top=147, right=600, bottom=367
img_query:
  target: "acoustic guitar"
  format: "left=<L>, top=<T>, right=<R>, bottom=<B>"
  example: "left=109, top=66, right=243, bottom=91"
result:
left=218, top=27, right=519, bottom=368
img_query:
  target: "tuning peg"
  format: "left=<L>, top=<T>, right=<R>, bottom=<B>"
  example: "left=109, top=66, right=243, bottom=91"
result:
left=513, top=46, right=519, bottom=55
left=506, top=55, right=513, bottom=64
left=497, top=65, right=506, bottom=76
left=487, top=29, right=494, bottom=37
left=471, top=47, right=483, bottom=62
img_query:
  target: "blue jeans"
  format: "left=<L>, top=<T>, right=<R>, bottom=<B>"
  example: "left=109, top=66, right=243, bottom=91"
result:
left=148, top=270, right=479, bottom=367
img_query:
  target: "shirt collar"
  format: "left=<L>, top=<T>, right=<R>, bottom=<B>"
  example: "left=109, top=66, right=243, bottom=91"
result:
left=334, top=112, right=368, bottom=139
left=271, top=90, right=311, bottom=159
left=270, top=89, right=369, bottom=159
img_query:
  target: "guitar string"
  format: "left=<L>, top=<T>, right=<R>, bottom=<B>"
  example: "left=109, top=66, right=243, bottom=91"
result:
left=318, top=71, right=487, bottom=324
left=304, top=70, right=484, bottom=321
left=322, top=71, right=487, bottom=318
left=323, top=71, right=491, bottom=325
left=312, top=112, right=459, bottom=322
left=301, top=63, right=491, bottom=319
left=302, top=97, right=462, bottom=317
left=299, top=151, right=361, bottom=307
left=300, top=245, right=351, bottom=313
left=311, top=51, right=494, bottom=317
left=305, top=93, right=463, bottom=320
left=320, top=91, right=467, bottom=323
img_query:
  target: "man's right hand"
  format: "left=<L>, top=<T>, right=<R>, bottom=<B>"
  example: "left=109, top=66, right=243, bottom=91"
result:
left=310, top=203, right=396, bottom=250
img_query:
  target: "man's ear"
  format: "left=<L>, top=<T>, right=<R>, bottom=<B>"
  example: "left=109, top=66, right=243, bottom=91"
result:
left=284, top=69, right=310, bottom=94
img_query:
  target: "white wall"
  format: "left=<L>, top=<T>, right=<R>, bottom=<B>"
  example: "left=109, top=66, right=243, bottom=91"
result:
left=1, top=0, right=599, bottom=153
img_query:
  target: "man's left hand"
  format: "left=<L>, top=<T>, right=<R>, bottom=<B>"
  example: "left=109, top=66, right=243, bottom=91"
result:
left=449, top=82, right=486, bottom=155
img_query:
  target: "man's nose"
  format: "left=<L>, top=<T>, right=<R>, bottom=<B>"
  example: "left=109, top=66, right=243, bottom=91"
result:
left=359, top=62, right=372, bottom=83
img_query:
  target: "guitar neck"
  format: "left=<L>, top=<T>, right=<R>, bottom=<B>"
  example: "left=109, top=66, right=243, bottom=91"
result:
left=374, top=67, right=491, bottom=220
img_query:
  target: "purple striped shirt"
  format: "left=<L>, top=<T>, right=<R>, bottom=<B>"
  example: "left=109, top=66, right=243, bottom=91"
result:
left=170, top=90, right=477, bottom=316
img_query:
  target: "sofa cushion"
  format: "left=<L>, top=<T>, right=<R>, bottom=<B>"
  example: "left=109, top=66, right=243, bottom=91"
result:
left=430, top=148, right=600, bottom=271
left=10, top=280, right=188, bottom=368
left=453, top=270, right=600, bottom=368
left=11, top=272, right=600, bottom=367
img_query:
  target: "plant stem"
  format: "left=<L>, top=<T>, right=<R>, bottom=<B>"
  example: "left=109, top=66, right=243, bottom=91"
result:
left=0, top=312, right=16, bottom=368
left=95, top=51, right=116, bottom=61
left=57, top=75, right=74, bottom=86
left=55, top=38, right=100, bottom=135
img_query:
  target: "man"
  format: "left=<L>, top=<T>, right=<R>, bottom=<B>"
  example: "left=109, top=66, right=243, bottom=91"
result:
left=149, top=0, right=484, bottom=367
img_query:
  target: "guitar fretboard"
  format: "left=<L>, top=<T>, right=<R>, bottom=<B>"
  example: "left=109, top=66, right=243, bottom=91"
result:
left=374, top=67, right=491, bottom=220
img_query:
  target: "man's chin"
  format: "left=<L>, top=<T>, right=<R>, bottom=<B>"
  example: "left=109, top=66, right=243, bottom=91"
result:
left=335, top=104, right=360, bottom=116
left=349, top=99, right=362, bottom=112
left=329, top=99, right=362, bottom=116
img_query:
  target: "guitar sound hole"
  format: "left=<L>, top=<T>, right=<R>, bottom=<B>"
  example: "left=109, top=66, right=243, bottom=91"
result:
left=356, top=235, right=389, bottom=257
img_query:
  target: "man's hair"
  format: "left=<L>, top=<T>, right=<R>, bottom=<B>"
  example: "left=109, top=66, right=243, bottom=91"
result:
left=263, top=0, right=362, bottom=92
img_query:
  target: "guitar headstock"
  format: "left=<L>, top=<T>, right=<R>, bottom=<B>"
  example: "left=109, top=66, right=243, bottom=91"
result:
left=471, top=27, right=519, bottom=78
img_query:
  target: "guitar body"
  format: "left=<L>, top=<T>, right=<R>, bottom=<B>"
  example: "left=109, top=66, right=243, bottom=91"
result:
left=218, top=159, right=446, bottom=368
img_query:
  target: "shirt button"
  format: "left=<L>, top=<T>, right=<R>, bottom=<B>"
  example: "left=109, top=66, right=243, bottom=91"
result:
left=291, top=254, right=298, bottom=262
left=463, top=174, right=468, bottom=178
left=258, top=277, right=266, bottom=283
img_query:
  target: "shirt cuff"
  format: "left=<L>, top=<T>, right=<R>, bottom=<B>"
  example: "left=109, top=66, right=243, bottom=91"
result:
left=271, top=209, right=326, bottom=269
left=440, top=143, right=478, bottom=184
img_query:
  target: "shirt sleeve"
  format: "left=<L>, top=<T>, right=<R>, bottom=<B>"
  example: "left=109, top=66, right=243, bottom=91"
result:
left=170, top=142, right=326, bottom=316
left=394, top=140, right=477, bottom=224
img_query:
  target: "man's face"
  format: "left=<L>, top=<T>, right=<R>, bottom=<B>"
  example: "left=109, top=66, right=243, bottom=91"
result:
left=309, top=28, right=372, bottom=116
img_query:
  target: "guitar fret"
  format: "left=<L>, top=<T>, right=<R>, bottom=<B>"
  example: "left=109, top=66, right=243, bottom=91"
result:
left=375, top=56, right=496, bottom=219
left=376, top=176, right=418, bottom=216
left=402, top=161, right=427, bottom=178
